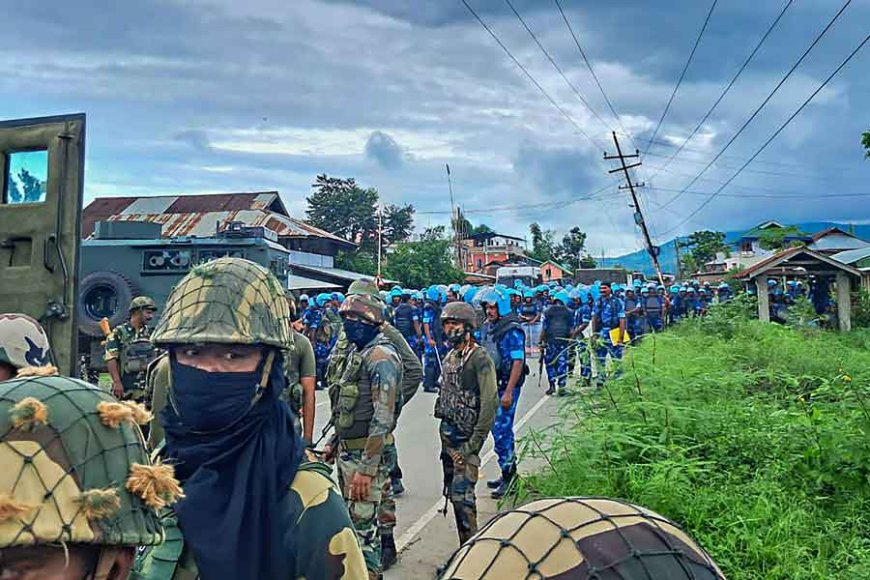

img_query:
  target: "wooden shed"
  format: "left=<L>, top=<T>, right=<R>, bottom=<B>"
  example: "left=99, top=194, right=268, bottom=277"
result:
left=735, top=246, right=862, bottom=332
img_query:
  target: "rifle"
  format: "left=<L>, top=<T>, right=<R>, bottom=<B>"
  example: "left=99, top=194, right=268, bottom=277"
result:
left=537, top=347, right=544, bottom=389
left=438, top=451, right=453, bottom=516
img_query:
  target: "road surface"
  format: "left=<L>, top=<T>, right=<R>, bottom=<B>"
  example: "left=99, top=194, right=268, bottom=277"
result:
left=312, top=359, right=564, bottom=577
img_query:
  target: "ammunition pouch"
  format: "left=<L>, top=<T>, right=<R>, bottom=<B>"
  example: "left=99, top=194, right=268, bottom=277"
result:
left=328, top=349, right=363, bottom=430
left=121, top=339, right=157, bottom=375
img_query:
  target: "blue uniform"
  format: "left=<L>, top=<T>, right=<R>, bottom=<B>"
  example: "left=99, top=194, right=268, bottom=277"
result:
left=593, top=296, right=625, bottom=385
left=572, top=305, right=593, bottom=380
left=483, top=321, right=526, bottom=472
left=541, top=305, right=572, bottom=391
left=422, top=302, right=447, bottom=392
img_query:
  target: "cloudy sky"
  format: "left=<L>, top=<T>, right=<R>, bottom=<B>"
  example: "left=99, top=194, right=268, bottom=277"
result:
left=2, top=0, right=868, bottom=255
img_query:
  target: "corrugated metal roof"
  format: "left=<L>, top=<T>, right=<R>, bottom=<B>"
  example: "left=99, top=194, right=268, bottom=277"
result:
left=736, top=247, right=862, bottom=280
left=82, top=192, right=352, bottom=247
left=293, top=264, right=397, bottom=285
left=831, top=247, right=870, bottom=265
left=287, top=274, right=341, bottom=291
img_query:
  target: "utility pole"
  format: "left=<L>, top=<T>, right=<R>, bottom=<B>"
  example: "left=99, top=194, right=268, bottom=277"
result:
left=376, top=203, right=383, bottom=288
left=604, top=131, right=665, bottom=287
left=446, top=164, right=464, bottom=271
left=673, top=237, right=683, bottom=281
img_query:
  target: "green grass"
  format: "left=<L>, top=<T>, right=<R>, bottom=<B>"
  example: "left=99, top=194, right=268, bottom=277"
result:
left=519, top=303, right=870, bottom=579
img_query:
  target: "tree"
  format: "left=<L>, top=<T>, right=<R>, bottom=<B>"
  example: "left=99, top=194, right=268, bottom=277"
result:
left=682, top=230, right=729, bottom=272
left=758, top=225, right=806, bottom=251
left=554, top=227, right=588, bottom=270
left=383, top=203, right=414, bottom=245
left=863, top=130, right=870, bottom=159
left=385, top=231, right=463, bottom=288
left=335, top=250, right=377, bottom=276
left=579, top=254, right=597, bottom=269
left=528, top=222, right=556, bottom=262
left=470, top=223, right=494, bottom=235
left=305, top=175, right=379, bottom=249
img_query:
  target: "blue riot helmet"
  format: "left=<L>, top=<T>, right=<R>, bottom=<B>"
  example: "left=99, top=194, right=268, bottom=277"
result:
left=389, top=287, right=403, bottom=302
left=633, top=279, right=643, bottom=288
left=687, top=287, right=696, bottom=295
left=553, top=290, right=570, bottom=305
left=426, top=286, right=441, bottom=302
left=478, top=287, right=512, bottom=317
left=640, top=287, right=649, bottom=295
left=590, top=283, right=601, bottom=301
left=578, top=290, right=590, bottom=304
left=464, top=287, right=479, bottom=304
left=718, top=283, right=729, bottom=290
left=391, top=285, right=402, bottom=292
left=401, top=287, right=413, bottom=297
left=768, top=279, right=778, bottom=288
left=414, top=290, right=424, bottom=301
left=449, top=283, right=461, bottom=292
left=522, top=289, right=535, bottom=300
left=773, top=289, right=783, bottom=297
left=315, top=293, right=331, bottom=307
left=670, top=285, right=680, bottom=294
left=699, top=288, right=707, bottom=295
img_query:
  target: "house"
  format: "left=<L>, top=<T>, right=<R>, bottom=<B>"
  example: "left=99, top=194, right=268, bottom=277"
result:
left=540, top=260, right=573, bottom=283
left=80, top=191, right=375, bottom=291
left=806, top=227, right=870, bottom=255
left=831, top=247, right=870, bottom=289
left=462, top=232, right=528, bottom=273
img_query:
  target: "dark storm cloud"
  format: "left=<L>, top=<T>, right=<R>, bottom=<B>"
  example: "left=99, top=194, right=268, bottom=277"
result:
left=365, top=131, right=406, bottom=169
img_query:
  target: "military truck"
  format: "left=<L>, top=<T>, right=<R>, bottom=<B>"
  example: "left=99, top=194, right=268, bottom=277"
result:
left=77, top=219, right=291, bottom=377
left=0, top=114, right=86, bottom=376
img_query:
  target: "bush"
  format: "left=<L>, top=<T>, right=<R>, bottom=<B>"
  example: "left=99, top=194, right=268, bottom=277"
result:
left=520, top=318, right=870, bottom=579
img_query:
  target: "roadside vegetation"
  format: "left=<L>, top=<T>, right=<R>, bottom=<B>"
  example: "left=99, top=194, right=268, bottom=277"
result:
left=520, top=298, right=870, bottom=579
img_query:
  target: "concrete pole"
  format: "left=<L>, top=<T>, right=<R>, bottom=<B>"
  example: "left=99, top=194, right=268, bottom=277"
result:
left=836, top=272, right=851, bottom=332
left=756, top=275, right=770, bottom=322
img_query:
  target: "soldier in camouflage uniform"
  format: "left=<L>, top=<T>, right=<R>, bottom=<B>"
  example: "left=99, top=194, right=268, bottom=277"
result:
left=436, top=302, right=499, bottom=545
left=136, top=257, right=366, bottom=580
left=283, top=296, right=318, bottom=446
left=0, top=313, right=53, bottom=380
left=439, top=496, right=724, bottom=579
left=323, top=292, right=403, bottom=578
left=104, top=296, right=159, bottom=402
left=0, top=371, right=173, bottom=579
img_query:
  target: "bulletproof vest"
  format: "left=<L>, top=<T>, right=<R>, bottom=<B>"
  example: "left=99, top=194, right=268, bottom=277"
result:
left=519, top=302, right=538, bottom=318
left=644, top=295, right=662, bottom=316
left=121, top=338, right=157, bottom=375
left=425, top=301, right=443, bottom=342
left=392, top=303, right=415, bottom=339
left=434, top=346, right=483, bottom=439
left=381, top=323, right=422, bottom=413
left=328, top=334, right=394, bottom=440
left=624, top=297, right=638, bottom=317
left=545, top=304, right=572, bottom=341
left=595, top=298, right=621, bottom=330
left=482, top=316, right=522, bottom=377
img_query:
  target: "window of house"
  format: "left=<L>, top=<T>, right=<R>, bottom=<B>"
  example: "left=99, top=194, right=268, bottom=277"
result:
left=3, top=150, right=48, bottom=204
left=740, top=240, right=753, bottom=253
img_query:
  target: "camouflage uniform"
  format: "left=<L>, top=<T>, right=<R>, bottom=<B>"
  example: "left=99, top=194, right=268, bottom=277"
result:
left=283, top=329, right=317, bottom=441
left=328, top=293, right=403, bottom=577
left=439, top=497, right=725, bottom=579
left=0, top=374, right=169, bottom=571
left=104, top=296, right=158, bottom=403
left=437, top=303, right=499, bottom=545
left=137, top=258, right=367, bottom=580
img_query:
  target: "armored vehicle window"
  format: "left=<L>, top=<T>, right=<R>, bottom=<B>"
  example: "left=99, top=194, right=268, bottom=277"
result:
left=3, top=149, right=48, bottom=204
left=143, top=249, right=192, bottom=273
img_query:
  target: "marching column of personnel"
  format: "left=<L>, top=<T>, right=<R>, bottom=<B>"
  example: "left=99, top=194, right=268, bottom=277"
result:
left=0, top=262, right=730, bottom=579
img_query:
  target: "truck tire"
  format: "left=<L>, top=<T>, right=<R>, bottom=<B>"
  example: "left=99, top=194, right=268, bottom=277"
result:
left=78, top=271, right=138, bottom=337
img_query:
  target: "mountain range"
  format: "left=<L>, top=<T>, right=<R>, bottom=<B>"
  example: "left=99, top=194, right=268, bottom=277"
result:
left=598, top=222, right=870, bottom=277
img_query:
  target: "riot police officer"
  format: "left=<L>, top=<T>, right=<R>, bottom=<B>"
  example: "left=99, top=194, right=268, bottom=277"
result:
left=105, top=296, right=158, bottom=402
left=539, top=290, right=573, bottom=396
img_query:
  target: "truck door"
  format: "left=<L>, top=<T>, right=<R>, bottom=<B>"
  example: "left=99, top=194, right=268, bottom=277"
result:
left=0, top=114, right=86, bottom=376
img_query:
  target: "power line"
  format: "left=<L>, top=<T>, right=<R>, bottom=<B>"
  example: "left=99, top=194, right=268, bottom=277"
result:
left=502, top=0, right=613, bottom=134
left=658, top=0, right=853, bottom=210
left=460, top=0, right=607, bottom=151
left=649, top=186, right=870, bottom=200
left=644, top=0, right=719, bottom=154
left=655, top=31, right=870, bottom=239
left=415, top=181, right=614, bottom=215
left=552, top=0, right=634, bottom=146
left=648, top=0, right=794, bottom=178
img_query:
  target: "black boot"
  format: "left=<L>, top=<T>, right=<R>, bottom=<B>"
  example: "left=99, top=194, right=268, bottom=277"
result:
left=491, top=465, right=516, bottom=499
left=545, top=383, right=556, bottom=396
left=381, top=533, right=397, bottom=570
left=486, top=476, right=502, bottom=489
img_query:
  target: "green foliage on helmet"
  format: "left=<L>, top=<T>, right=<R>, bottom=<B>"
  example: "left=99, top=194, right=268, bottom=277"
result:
left=0, top=375, right=172, bottom=548
left=151, top=257, right=293, bottom=349
left=0, top=313, right=52, bottom=370
left=339, top=294, right=385, bottom=325
left=347, top=278, right=381, bottom=299
left=440, top=302, right=479, bottom=330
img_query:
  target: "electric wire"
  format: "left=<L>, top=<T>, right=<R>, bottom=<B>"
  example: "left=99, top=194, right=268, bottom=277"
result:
left=644, top=0, right=719, bottom=154
left=658, top=0, right=854, bottom=210
left=656, top=31, right=870, bottom=238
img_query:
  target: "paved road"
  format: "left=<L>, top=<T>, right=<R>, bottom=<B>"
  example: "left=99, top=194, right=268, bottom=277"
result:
left=312, top=359, right=564, bottom=577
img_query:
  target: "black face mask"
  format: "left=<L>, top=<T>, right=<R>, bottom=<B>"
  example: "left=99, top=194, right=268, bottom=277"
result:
left=445, top=326, right=468, bottom=346
left=343, top=318, right=380, bottom=349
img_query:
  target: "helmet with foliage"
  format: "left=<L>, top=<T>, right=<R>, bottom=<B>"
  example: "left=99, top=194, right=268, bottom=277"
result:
left=129, top=296, right=158, bottom=313
left=441, top=302, right=480, bottom=331
left=347, top=279, right=381, bottom=299
left=440, top=497, right=723, bottom=580
left=339, top=294, right=385, bottom=325
left=0, top=313, right=52, bottom=371
left=151, top=257, right=292, bottom=350
left=0, top=374, right=176, bottom=548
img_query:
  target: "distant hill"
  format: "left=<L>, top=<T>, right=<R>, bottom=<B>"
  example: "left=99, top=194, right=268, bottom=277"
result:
left=599, top=222, right=870, bottom=276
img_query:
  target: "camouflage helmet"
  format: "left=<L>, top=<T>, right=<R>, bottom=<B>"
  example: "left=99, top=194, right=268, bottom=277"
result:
left=0, top=374, right=177, bottom=548
left=440, top=497, right=723, bottom=579
left=339, top=294, right=385, bottom=325
left=129, top=296, right=158, bottom=313
left=0, top=313, right=52, bottom=371
left=440, top=302, right=479, bottom=331
left=151, top=257, right=293, bottom=350
left=347, top=278, right=382, bottom=300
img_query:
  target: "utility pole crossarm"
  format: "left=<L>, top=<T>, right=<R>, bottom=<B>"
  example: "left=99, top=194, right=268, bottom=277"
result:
left=604, top=131, right=666, bottom=287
